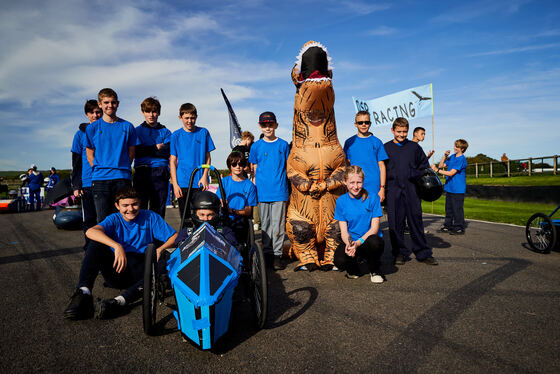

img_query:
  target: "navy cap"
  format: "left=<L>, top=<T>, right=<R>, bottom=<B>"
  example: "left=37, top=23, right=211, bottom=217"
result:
left=258, top=111, right=277, bottom=124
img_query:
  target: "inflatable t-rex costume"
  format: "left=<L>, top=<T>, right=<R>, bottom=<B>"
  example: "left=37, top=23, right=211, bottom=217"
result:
left=286, top=41, right=346, bottom=270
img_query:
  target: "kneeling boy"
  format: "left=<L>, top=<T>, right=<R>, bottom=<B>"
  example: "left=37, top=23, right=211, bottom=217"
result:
left=63, top=187, right=177, bottom=320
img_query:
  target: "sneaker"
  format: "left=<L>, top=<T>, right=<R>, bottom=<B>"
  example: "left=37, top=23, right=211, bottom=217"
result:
left=370, top=273, right=384, bottom=284
left=63, top=288, right=94, bottom=320
left=437, top=226, right=451, bottom=233
left=273, top=256, right=287, bottom=271
left=96, top=298, right=123, bottom=319
left=394, top=254, right=407, bottom=265
left=332, top=266, right=340, bottom=271
left=345, top=273, right=359, bottom=279
left=450, top=229, right=465, bottom=235
left=419, top=256, right=439, bottom=265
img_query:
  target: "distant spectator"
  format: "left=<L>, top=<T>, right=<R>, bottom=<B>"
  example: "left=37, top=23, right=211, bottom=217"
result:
left=46, top=167, right=60, bottom=192
left=501, top=153, right=509, bottom=176
left=27, top=164, right=44, bottom=211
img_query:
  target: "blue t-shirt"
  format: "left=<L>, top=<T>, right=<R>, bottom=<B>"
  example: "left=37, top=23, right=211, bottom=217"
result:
left=334, top=192, right=383, bottom=241
left=85, top=118, right=137, bottom=181
left=99, top=210, right=176, bottom=254
left=443, top=154, right=467, bottom=194
left=170, top=127, right=215, bottom=188
left=249, top=138, right=290, bottom=202
left=343, top=134, right=388, bottom=195
left=46, top=174, right=59, bottom=190
left=217, top=176, right=258, bottom=221
left=135, top=123, right=172, bottom=168
left=72, top=128, right=93, bottom=187
left=28, top=172, right=44, bottom=192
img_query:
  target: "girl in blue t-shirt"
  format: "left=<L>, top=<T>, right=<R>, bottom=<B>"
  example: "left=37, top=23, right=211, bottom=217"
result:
left=334, top=165, right=385, bottom=283
left=218, top=151, right=258, bottom=245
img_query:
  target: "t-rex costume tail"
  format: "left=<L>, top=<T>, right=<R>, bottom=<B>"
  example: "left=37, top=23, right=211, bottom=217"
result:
left=286, top=41, right=346, bottom=269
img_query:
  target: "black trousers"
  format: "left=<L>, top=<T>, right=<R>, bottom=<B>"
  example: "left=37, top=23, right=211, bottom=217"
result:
left=133, top=166, right=169, bottom=218
left=77, top=241, right=145, bottom=303
left=178, top=187, right=201, bottom=227
left=334, top=235, right=384, bottom=275
left=81, top=187, right=97, bottom=250
left=386, top=188, right=432, bottom=260
left=92, top=179, right=132, bottom=222
left=444, top=192, right=465, bottom=230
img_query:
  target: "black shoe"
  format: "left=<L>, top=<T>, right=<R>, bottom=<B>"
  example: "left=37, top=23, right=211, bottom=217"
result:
left=320, top=264, right=334, bottom=271
left=437, top=227, right=451, bottom=233
left=96, top=298, right=123, bottom=319
left=64, top=289, right=94, bottom=320
left=419, top=256, right=439, bottom=265
left=394, top=254, right=407, bottom=265
left=450, top=229, right=465, bottom=235
left=273, top=256, right=287, bottom=271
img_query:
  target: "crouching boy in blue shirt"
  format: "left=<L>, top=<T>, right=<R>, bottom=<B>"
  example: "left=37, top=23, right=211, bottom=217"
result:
left=63, top=187, right=177, bottom=320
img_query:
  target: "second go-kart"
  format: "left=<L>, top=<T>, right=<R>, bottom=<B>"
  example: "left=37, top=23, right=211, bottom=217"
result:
left=142, top=165, right=267, bottom=350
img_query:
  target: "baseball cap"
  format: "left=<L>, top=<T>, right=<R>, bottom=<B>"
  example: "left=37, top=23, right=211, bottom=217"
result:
left=258, top=111, right=277, bottom=124
left=30, top=164, right=37, bottom=170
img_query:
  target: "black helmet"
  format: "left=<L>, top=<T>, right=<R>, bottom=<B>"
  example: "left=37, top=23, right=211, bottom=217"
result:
left=191, top=191, right=221, bottom=228
left=415, top=168, right=443, bottom=202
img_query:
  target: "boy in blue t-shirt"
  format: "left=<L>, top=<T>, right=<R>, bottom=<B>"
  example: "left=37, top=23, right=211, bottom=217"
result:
left=343, top=111, right=388, bottom=201
left=217, top=151, right=258, bottom=245
left=85, top=88, right=137, bottom=222
left=71, top=100, right=102, bottom=249
left=134, top=97, right=172, bottom=218
left=434, top=139, right=469, bottom=235
left=169, top=103, right=216, bottom=223
left=249, top=112, right=290, bottom=270
left=63, top=187, right=177, bottom=320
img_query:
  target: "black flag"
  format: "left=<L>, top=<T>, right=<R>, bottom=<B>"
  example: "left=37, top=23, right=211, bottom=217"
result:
left=220, top=88, right=242, bottom=149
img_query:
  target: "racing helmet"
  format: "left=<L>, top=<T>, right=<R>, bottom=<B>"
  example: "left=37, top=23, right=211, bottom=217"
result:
left=191, top=191, right=221, bottom=228
left=415, top=168, right=443, bottom=202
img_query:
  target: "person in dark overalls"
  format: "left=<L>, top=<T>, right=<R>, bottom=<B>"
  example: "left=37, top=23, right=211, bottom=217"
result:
left=384, top=118, right=438, bottom=266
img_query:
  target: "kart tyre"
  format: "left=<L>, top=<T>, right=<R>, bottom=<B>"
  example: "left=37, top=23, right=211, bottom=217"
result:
left=526, top=213, right=556, bottom=253
left=249, top=244, right=268, bottom=329
left=143, top=244, right=158, bottom=335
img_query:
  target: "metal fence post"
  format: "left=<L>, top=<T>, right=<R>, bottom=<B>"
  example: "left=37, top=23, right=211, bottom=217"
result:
left=490, top=161, right=493, bottom=178
left=554, top=155, right=558, bottom=176
left=507, top=160, right=510, bottom=177
left=528, top=158, right=532, bottom=176
left=475, top=163, right=478, bottom=178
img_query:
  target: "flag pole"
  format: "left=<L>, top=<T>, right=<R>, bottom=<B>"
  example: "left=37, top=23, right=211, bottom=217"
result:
left=431, top=83, right=435, bottom=214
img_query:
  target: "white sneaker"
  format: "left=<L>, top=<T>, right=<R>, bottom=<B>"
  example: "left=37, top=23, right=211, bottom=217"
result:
left=332, top=266, right=339, bottom=271
left=345, top=273, right=359, bottom=279
left=370, top=273, right=384, bottom=284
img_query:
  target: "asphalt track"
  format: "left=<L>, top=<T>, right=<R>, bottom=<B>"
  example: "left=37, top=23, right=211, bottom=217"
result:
left=1, top=209, right=559, bottom=373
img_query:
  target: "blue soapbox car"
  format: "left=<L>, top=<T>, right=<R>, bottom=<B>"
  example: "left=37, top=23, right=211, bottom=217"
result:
left=142, top=165, right=267, bottom=349
left=526, top=204, right=560, bottom=253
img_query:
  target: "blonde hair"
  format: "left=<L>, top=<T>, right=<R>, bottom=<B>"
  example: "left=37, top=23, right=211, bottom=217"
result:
left=343, top=165, right=368, bottom=201
left=455, top=139, right=468, bottom=152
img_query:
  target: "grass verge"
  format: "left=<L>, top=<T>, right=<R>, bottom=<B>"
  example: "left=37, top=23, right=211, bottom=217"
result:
left=466, top=174, right=560, bottom=186
left=422, top=196, right=558, bottom=226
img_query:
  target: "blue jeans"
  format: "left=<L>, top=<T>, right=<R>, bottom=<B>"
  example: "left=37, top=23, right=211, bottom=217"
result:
left=92, top=179, right=131, bottom=222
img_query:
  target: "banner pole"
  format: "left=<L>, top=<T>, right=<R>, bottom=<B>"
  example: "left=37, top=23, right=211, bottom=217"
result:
left=431, top=83, right=435, bottom=214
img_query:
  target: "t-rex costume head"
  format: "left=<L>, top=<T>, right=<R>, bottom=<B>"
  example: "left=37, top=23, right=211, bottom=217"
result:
left=286, top=41, right=346, bottom=270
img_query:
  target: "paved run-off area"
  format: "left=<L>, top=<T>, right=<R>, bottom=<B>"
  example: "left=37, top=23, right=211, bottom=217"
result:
left=1, top=209, right=558, bottom=373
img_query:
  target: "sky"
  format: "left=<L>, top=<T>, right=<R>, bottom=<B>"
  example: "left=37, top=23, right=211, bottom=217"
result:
left=1, top=0, right=559, bottom=171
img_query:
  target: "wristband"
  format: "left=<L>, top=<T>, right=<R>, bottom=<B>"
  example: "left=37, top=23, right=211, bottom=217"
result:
left=357, top=238, right=364, bottom=245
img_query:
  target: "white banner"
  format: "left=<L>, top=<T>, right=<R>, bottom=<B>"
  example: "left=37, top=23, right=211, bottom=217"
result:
left=353, top=83, right=433, bottom=126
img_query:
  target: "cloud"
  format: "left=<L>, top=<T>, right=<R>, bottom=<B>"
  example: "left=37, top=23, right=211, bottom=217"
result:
left=431, top=0, right=528, bottom=24
left=334, top=1, right=391, bottom=15
left=367, top=26, right=397, bottom=36
left=468, top=43, right=560, bottom=57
